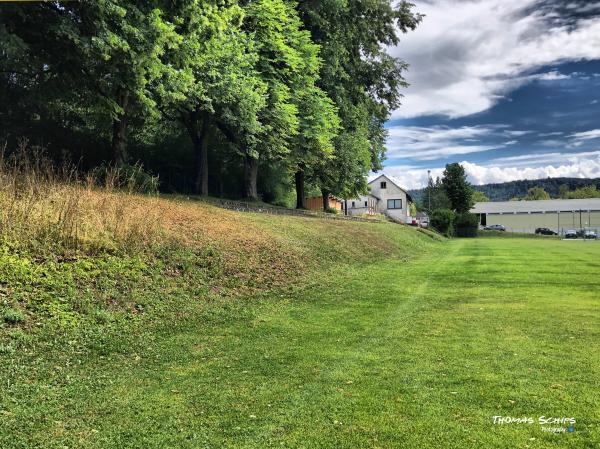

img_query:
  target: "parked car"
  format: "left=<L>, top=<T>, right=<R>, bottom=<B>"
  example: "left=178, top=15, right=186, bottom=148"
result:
left=535, top=227, right=558, bottom=236
left=564, top=229, right=578, bottom=239
left=483, top=224, right=506, bottom=231
left=584, top=229, right=598, bottom=239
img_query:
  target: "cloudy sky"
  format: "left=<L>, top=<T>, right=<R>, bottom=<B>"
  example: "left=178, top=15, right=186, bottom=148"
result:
left=384, top=0, right=600, bottom=189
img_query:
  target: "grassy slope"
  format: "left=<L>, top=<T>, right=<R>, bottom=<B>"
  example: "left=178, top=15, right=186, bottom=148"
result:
left=0, top=195, right=439, bottom=447
left=1, top=196, right=599, bottom=448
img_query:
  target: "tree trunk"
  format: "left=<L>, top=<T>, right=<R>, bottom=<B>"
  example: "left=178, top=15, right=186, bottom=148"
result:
left=322, top=189, right=331, bottom=211
left=243, top=154, right=259, bottom=200
left=192, top=113, right=210, bottom=196
left=295, top=168, right=306, bottom=209
left=112, top=91, right=129, bottom=166
left=218, top=165, right=225, bottom=198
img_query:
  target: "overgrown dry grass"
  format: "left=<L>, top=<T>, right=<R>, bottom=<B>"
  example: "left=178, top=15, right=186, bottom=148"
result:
left=0, top=145, right=164, bottom=254
left=0, top=145, right=435, bottom=295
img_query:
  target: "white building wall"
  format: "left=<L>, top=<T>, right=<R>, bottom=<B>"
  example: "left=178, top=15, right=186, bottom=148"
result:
left=346, top=195, right=372, bottom=216
left=345, top=175, right=410, bottom=222
left=369, top=175, right=409, bottom=222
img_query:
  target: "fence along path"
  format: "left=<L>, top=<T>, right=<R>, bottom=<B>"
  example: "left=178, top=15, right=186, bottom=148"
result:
left=194, top=197, right=383, bottom=223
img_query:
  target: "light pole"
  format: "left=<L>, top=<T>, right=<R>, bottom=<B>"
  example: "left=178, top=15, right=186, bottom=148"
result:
left=427, top=170, right=431, bottom=212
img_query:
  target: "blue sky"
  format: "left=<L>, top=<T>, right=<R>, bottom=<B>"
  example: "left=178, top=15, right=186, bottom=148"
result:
left=384, top=0, right=600, bottom=188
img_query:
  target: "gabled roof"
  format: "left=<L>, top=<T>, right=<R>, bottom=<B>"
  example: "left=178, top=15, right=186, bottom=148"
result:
left=369, top=173, right=408, bottom=194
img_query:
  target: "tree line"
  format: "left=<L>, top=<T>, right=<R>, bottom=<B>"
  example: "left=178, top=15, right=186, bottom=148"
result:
left=412, top=177, right=600, bottom=204
left=511, top=184, right=600, bottom=201
left=0, top=1, right=421, bottom=207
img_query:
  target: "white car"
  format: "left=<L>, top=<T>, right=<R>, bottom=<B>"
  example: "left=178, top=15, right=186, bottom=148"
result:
left=584, top=230, right=598, bottom=239
left=564, top=229, right=578, bottom=239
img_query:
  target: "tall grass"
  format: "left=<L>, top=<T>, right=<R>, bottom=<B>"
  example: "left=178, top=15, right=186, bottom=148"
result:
left=0, top=143, right=164, bottom=254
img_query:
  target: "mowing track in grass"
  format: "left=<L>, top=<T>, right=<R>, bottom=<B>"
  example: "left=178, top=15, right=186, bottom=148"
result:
left=1, top=238, right=599, bottom=448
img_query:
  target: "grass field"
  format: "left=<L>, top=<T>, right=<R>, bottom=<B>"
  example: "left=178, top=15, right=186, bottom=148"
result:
left=1, top=230, right=599, bottom=448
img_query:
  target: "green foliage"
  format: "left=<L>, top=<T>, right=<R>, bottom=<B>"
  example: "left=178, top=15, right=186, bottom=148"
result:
left=297, top=0, right=422, bottom=165
left=422, top=176, right=451, bottom=213
left=430, top=208, right=456, bottom=237
left=524, top=186, right=550, bottom=200
left=2, top=308, right=25, bottom=325
left=454, top=212, right=479, bottom=238
left=0, top=0, right=422, bottom=203
left=412, top=177, right=600, bottom=203
left=564, top=185, right=600, bottom=199
left=454, top=211, right=479, bottom=227
left=441, top=163, right=474, bottom=213
left=559, top=183, right=570, bottom=198
left=242, top=0, right=317, bottom=161
left=409, top=202, right=417, bottom=217
left=472, top=190, right=489, bottom=202
left=92, top=163, right=159, bottom=194
left=316, top=124, right=372, bottom=199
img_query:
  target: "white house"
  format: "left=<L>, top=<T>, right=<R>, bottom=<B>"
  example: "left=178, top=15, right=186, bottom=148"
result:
left=345, top=174, right=412, bottom=223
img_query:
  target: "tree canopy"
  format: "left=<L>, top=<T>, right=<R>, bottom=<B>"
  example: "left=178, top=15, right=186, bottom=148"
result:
left=0, top=0, right=421, bottom=204
left=524, top=187, right=551, bottom=201
left=441, top=163, right=474, bottom=213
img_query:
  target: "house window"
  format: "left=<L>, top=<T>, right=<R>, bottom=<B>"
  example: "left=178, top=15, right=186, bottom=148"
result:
left=352, top=201, right=355, bottom=208
left=387, top=199, right=402, bottom=209
left=364, top=201, right=368, bottom=207
left=380, top=181, right=387, bottom=189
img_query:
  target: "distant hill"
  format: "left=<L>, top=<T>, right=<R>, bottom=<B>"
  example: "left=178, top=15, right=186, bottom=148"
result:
left=410, top=177, right=600, bottom=204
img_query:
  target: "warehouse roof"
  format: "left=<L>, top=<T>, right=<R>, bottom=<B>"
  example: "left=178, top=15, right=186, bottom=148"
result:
left=472, top=198, right=600, bottom=214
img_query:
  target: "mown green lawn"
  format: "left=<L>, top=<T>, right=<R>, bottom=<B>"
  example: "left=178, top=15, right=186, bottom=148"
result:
left=2, top=238, right=599, bottom=448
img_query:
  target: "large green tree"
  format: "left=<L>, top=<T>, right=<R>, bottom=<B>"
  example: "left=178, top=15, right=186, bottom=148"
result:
left=423, top=175, right=451, bottom=213
left=1, top=1, right=180, bottom=165
left=232, top=0, right=337, bottom=200
left=297, top=0, right=422, bottom=200
left=315, top=106, right=372, bottom=209
left=159, top=1, right=266, bottom=195
left=441, top=163, right=474, bottom=213
left=292, top=85, right=340, bottom=208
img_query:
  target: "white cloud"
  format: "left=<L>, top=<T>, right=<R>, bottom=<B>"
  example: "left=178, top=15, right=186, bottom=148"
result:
left=503, top=130, right=532, bottom=137
left=386, top=124, right=510, bottom=160
left=535, top=70, right=571, bottom=81
left=570, top=129, right=600, bottom=141
left=391, top=0, right=600, bottom=118
left=490, top=150, right=600, bottom=166
left=382, top=165, right=444, bottom=190
left=462, top=155, right=600, bottom=185
left=538, top=131, right=564, bottom=137
left=384, top=152, right=600, bottom=189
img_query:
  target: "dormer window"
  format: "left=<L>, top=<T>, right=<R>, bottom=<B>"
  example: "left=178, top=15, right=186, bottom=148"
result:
left=380, top=181, right=387, bottom=189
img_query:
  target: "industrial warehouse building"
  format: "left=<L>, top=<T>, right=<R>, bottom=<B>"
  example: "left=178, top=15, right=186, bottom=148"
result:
left=472, top=198, right=600, bottom=234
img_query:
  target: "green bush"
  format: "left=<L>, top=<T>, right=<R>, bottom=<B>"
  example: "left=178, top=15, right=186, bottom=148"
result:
left=430, top=209, right=456, bottom=237
left=92, top=162, right=159, bottom=194
left=3, top=308, right=26, bottom=324
left=454, top=212, right=479, bottom=238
